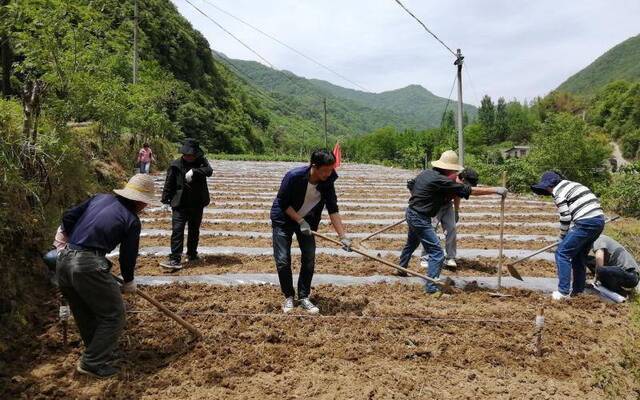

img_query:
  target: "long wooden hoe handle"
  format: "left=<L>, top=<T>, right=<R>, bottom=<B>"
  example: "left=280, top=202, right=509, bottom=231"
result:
left=312, top=231, right=447, bottom=288
left=112, top=275, right=202, bottom=339
left=507, top=215, right=621, bottom=268
left=360, top=218, right=407, bottom=243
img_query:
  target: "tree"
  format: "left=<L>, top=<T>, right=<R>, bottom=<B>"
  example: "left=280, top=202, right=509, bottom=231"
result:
left=529, top=113, right=611, bottom=188
left=494, top=97, right=509, bottom=142
left=478, top=95, right=495, bottom=142
left=506, top=100, right=536, bottom=144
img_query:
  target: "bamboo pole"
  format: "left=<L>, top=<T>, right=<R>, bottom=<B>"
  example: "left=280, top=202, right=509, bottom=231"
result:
left=533, top=307, right=545, bottom=357
left=497, top=171, right=506, bottom=289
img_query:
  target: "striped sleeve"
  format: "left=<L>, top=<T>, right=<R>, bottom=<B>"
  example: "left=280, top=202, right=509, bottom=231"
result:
left=553, top=182, right=572, bottom=237
left=553, top=180, right=603, bottom=238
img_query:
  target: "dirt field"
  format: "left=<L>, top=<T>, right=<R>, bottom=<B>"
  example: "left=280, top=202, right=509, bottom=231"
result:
left=111, top=253, right=557, bottom=278
left=4, top=283, right=637, bottom=399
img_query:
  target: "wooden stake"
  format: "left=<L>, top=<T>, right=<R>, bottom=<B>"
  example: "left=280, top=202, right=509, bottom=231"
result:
left=497, top=171, right=506, bottom=289
left=533, top=307, right=545, bottom=357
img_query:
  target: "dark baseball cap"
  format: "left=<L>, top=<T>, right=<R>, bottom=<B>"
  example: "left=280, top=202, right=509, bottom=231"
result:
left=459, top=168, right=479, bottom=187
left=531, top=171, right=563, bottom=195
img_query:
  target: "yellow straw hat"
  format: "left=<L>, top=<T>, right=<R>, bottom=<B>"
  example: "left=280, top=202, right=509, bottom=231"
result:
left=113, top=174, right=158, bottom=205
left=431, top=150, right=463, bottom=171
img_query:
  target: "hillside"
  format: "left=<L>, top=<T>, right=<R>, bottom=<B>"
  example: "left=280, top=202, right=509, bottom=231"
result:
left=221, top=55, right=476, bottom=135
left=557, top=34, right=640, bottom=95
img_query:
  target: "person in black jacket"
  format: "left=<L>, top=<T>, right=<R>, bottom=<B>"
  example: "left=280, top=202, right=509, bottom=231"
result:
left=161, top=138, right=213, bottom=268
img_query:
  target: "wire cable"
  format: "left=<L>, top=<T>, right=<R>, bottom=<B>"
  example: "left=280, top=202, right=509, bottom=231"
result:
left=392, top=0, right=457, bottom=57
left=199, top=0, right=370, bottom=92
left=439, top=74, right=458, bottom=129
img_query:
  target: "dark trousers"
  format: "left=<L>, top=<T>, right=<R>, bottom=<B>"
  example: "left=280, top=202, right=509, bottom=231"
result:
left=56, top=249, right=125, bottom=370
left=598, top=267, right=639, bottom=295
left=555, top=216, right=605, bottom=295
left=399, top=207, right=445, bottom=293
left=272, top=224, right=316, bottom=299
left=170, top=207, right=204, bottom=260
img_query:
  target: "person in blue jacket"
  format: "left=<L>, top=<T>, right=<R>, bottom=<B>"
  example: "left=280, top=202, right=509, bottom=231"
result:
left=270, top=149, right=352, bottom=315
left=56, top=174, right=156, bottom=378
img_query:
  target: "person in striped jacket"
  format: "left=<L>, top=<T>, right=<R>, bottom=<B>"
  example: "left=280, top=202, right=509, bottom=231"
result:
left=531, top=171, right=605, bottom=300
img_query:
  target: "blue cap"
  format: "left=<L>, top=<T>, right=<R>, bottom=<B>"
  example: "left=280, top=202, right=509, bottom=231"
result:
left=530, top=171, right=563, bottom=195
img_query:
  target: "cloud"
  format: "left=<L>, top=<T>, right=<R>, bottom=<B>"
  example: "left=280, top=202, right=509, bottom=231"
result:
left=174, top=0, right=640, bottom=105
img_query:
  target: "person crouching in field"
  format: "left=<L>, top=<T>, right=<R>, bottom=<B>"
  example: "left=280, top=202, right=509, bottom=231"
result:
left=530, top=171, right=605, bottom=301
left=56, top=174, right=156, bottom=378
left=588, top=234, right=639, bottom=296
left=270, top=149, right=352, bottom=314
left=400, top=150, right=508, bottom=296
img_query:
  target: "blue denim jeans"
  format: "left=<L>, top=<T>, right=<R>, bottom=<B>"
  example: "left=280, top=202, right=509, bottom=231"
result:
left=272, top=224, right=316, bottom=299
left=399, top=207, right=445, bottom=293
left=556, top=216, right=605, bottom=295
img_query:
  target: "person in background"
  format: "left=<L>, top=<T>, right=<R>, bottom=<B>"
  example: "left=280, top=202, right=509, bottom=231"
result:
left=530, top=171, right=605, bottom=301
left=161, top=138, right=213, bottom=269
left=270, top=149, right=352, bottom=314
left=589, top=234, right=639, bottom=295
left=419, top=167, right=479, bottom=271
left=56, top=174, right=155, bottom=378
left=137, top=143, right=155, bottom=174
left=400, top=150, right=507, bottom=296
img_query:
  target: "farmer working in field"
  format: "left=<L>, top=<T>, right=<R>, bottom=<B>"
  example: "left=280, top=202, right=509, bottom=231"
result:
left=419, top=167, right=480, bottom=270
left=161, top=138, right=213, bottom=269
left=56, top=174, right=156, bottom=378
left=531, top=171, right=605, bottom=301
left=588, top=234, right=639, bottom=296
left=271, top=149, right=352, bottom=314
left=399, top=150, right=507, bottom=296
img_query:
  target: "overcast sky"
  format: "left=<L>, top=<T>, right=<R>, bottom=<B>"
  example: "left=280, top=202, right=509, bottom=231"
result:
left=172, top=0, right=640, bottom=105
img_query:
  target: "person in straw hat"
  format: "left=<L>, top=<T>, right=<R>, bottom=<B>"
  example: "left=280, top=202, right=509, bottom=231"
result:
left=55, top=174, right=157, bottom=378
left=400, top=150, right=508, bottom=296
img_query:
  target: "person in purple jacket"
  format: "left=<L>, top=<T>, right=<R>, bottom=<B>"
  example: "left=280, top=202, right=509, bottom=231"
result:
left=270, top=149, right=352, bottom=315
left=56, top=174, right=156, bottom=378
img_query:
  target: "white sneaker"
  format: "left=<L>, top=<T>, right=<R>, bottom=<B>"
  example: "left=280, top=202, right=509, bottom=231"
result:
left=282, top=297, right=295, bottom=313
left=420, top=259, right=428, bottom=268
left=299, top=298, right=319, bottom=314
left=445, top=259, right=457, bottom=268
left=551, top=291, right=570, bottom=301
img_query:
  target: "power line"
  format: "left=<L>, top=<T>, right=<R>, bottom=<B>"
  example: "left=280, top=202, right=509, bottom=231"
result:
left=392, top=0, right=457, bottom=57
left=439, top=74, right=458, bottom=129
left=199, top=0, right=370, bottom=92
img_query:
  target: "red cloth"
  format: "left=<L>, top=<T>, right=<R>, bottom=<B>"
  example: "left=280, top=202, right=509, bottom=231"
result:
left=333, top=142, right=342, bottom=169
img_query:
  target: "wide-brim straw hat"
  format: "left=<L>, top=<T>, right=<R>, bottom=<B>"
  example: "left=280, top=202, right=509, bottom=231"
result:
left=431, top=150, right=463, bottom=171
left=113, top=174, right=159, bottom=206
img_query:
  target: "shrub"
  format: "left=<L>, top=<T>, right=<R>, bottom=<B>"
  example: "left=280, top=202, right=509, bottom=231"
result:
left=601, top=163, right=640, bottom=218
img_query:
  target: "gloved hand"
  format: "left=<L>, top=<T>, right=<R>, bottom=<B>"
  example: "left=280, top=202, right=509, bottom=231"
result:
left=455, top=209, right=460, bottom=223
left=495, top=187, right=508, bottom=198
left=161, top=204, right=171, bottom=212
left=185, top=169, right=194, bottom=183
left=298, top=219, right=312, bottom=236
left=122, top=280, right=137, bottom=294
left=340, top=236, right=353, bottom=252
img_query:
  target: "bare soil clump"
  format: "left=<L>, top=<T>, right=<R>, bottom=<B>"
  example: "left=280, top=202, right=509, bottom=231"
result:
left=4, top=284, right=636, bottom=399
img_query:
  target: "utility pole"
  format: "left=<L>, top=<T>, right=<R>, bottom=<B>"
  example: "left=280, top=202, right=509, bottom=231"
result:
left=133, top=0, right=139, bottom=84
left=323, top=97, right=328, bottom=148
left=454, top=48, right=464, bottom=165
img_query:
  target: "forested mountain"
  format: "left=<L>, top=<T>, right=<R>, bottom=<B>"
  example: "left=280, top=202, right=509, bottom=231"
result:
left=557, top=34, right=640, bottom=95
left=224, top=55, right=476, bottom=136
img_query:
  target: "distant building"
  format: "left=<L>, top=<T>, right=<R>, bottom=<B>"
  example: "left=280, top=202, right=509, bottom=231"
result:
left=502, top=146, right=531, bottom=159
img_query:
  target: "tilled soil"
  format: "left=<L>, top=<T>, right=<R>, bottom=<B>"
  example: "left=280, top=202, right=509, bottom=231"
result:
left=139, top=235, right=553, bottom=252
left=5, top=284, right=636, bottom=399
left=140, top=221, right=560, bottom=237
left=112, top=253, right=557, bottom=278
